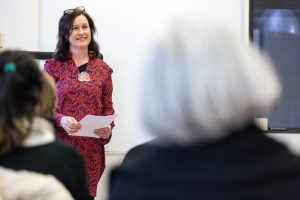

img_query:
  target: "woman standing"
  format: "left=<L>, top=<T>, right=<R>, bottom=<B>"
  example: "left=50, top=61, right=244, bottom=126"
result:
left=44, top=6, right=115, bottom=199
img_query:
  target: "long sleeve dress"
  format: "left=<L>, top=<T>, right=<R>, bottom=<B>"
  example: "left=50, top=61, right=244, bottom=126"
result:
left=44, top=54, right=115, bottom=196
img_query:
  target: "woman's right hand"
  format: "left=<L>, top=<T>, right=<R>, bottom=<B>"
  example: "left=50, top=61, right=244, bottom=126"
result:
left=60, top=116, right=81, bottom=134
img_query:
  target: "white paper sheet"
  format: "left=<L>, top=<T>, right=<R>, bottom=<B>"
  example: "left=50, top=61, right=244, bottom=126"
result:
left=68, top=114, right=118, bottom=138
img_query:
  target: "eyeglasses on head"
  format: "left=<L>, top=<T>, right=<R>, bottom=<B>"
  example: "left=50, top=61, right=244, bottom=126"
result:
left=64, top=6, right=85, bottom=15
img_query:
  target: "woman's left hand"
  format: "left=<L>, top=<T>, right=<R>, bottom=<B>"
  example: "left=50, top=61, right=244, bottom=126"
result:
left=94, top=127, right=112, bottom=139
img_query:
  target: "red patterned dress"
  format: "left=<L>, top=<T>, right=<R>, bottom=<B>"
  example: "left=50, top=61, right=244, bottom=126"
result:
left=44, top=55, right=115, bottom=196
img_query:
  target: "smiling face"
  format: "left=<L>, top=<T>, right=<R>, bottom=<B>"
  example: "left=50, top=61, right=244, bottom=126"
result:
left=69, top=14, right=91, bottom=50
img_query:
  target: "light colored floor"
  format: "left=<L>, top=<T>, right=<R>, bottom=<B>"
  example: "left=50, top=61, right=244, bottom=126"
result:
left=95, top=153, right=125, bottom=200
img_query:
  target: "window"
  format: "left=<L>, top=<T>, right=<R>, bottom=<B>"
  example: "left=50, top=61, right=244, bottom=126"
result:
left=250, top=0, right=300, bottom=131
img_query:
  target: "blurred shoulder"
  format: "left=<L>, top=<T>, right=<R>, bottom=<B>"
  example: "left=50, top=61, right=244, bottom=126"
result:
left=48, top=141, right=83, bottom=161
left=92, top=57, right=113, bottom=73
left=44, top=58, right=62, bottom=72
left=122, top=141, right=156, bottom=164
left=44, top=58, right=59, bottom=67
left=0, top=166, right=74, bottom=200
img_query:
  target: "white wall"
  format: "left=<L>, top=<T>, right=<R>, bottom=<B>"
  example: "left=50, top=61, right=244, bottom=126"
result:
left=0, top=0, right=39, bottom=50
left=2, top=0, right=300, bottom=155
left=39, top=0, right=245, bottom=153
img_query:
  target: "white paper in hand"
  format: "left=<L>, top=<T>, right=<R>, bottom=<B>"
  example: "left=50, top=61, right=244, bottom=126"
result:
left=68, top=114, right=117, bottom=138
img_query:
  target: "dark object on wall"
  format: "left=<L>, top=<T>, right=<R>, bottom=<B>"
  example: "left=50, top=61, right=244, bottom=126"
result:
left=17, top=51, right=54, bottom=59
left=16, top=51, right=104, bottom=60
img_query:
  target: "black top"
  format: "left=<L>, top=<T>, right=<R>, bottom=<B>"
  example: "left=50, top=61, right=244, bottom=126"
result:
left=0, top=141, right=90, bottom=200
left=78, top=63, right=88, bottom=73
left=109, top=125, right=300, bottom=200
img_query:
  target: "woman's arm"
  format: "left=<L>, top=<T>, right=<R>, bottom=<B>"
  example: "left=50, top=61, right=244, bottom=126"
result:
left=99, top=66, right=115, bottom=145
left=44, top=59, right=65, bottom=126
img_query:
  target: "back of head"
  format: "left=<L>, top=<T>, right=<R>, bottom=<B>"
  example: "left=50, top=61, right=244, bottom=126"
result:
left=34, top=72, right=57, bottom=120
left=0, top=50, right=43, bottom=155
left=141, top=20, right=281, bottom=145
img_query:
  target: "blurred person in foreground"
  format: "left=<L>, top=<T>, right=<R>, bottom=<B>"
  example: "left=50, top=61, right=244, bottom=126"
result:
left=0, top=166, right=74, bottom=200
left=109, top=20, right=300, bottom=200
left=0, top=50, right=89, bottom=200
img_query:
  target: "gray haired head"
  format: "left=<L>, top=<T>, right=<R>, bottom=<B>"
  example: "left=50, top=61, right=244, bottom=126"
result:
left=141, top=20, right=281, bottom=145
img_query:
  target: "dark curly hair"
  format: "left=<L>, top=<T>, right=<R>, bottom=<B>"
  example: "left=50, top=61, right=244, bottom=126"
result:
left=54, top=9, right=101, bottom=61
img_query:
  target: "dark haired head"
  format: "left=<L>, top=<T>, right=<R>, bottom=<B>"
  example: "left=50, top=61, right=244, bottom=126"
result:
left=54, top=8, right=101, bottom=61
left=0, top=50, right=43, bottom=155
